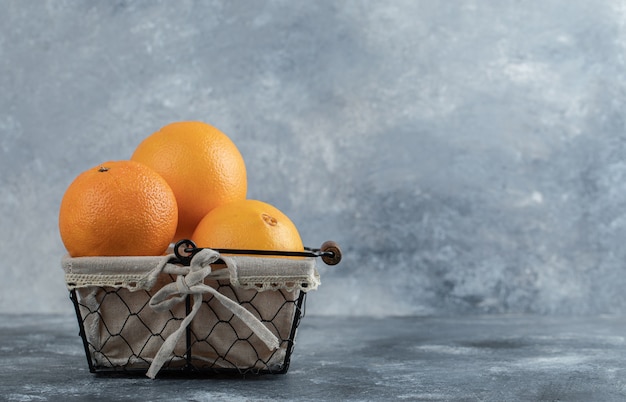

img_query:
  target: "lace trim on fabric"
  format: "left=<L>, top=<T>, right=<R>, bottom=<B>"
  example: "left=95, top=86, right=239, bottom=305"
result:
left=62, top=252, right=320, bottom=292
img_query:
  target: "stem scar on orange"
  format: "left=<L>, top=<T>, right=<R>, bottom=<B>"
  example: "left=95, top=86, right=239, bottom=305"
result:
left=191, top=199, right=304, bottom=255
left=58, top=160, right=178, bottom=257
left=131, top=121, right=247, bottom=241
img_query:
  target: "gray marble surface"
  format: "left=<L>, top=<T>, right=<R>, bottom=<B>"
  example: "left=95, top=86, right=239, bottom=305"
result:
left=2, top=313, right=626, bottom=401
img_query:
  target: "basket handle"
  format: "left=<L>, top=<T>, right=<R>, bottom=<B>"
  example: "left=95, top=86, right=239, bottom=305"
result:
left=173, top=239, right=342, bottom=266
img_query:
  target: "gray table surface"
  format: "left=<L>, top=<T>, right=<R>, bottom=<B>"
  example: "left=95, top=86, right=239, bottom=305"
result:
left=2, top=313, right=626, bottom=401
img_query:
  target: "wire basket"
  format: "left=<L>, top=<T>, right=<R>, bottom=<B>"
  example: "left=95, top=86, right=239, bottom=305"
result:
left=64, top=239, right=341, bottom=378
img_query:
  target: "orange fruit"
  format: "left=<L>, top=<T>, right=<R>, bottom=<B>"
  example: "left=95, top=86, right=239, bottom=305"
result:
left=131, top=121, right=247, bottom=241
left=191, top=199, right=304, bottom=253
left=58, top=160, right=178, bottom=257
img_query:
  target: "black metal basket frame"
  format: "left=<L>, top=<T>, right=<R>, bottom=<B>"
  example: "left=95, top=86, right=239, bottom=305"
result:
left=68, top=239, right=340, bottom=377
left=69, top=288, right=306, bottom=376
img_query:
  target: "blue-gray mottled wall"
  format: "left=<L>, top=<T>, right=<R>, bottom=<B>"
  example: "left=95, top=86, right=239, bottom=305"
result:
left=2, top=1, right=626, bottom=315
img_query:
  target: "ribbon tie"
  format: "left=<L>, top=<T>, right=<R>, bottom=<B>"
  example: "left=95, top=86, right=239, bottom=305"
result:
left=145, top=249, right=280, bottom=379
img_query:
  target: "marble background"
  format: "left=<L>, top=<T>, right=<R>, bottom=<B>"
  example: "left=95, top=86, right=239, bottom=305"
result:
left=3, top=0, right=626, bottom=316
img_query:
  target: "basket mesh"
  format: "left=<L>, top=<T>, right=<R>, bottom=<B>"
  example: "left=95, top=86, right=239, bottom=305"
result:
left=71, top=273, right=305, bottom=375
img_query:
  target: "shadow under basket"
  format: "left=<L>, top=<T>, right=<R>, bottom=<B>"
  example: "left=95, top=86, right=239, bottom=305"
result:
left=63, top=240, right=340, bottom=378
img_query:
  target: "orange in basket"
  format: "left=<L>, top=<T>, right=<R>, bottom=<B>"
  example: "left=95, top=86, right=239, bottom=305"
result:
left=191, top=199, right=304, bottom=253
left=58, top=160, right=178, bottom=257
left=131, top=121, right=248, bottom=241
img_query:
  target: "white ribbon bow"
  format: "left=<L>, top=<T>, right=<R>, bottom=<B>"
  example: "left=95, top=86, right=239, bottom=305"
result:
left=145, top=249, right=280, bottom=379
